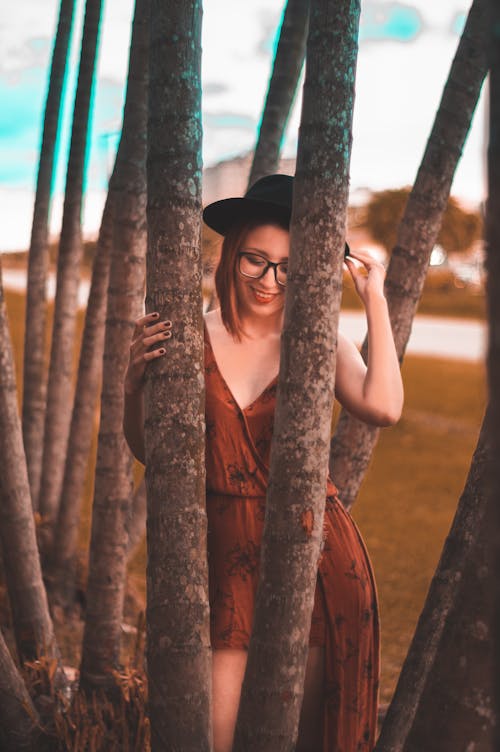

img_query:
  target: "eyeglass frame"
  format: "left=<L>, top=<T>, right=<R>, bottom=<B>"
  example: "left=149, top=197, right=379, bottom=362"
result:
left=237, top=251, right=288, bottom=287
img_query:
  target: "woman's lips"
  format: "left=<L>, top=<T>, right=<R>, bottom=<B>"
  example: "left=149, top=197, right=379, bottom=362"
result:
left=251, top=287, right=278, bottom=304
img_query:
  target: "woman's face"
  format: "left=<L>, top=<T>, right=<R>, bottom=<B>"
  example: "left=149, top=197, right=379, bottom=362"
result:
left=234, top=224, right=289, bottom=319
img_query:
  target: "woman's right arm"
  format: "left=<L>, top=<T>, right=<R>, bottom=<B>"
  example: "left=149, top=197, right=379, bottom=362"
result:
left=123, top=312, right=171, bottom=463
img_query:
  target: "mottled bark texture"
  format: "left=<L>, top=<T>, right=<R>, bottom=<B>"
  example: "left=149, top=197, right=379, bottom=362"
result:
left=486, top=7, right=500, bottom=748
left=38, top=0, right=103, bottom=546
left=79, top=0, right=149, bottom=693
left=329, top=0, right=489, bottom=509
left=145, top=1, right=211, bottom=749
left=22, top=0, right=76, bottom=511
left=374, top=411, right=494, bottom=751
left=247, top=0, right=309, bottom=188
left=47, top=188, right=114, bottom=608
left=233, top=1, right=360, bottom=749
left=0, top=259, right=58, bottom=664
left=0, top=628, right=40, bottom=752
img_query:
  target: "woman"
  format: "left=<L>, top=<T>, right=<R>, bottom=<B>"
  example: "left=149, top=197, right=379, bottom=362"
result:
left=124, top=174, right=404, bottom=751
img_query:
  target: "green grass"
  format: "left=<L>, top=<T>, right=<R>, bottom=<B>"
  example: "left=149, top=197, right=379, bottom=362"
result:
left=3, top=286, right=487, bottom=707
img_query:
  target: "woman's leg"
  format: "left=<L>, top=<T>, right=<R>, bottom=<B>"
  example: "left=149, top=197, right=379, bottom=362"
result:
left=296, top=646, right=325, bottom=752
left=212, top=648, right=247, bottom=752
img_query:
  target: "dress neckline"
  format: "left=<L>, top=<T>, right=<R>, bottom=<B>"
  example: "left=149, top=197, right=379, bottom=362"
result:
left=204, top=319, right=279, bottom=413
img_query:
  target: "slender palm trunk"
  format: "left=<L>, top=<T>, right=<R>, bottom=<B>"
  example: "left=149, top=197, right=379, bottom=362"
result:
left=145, top=1, right=211, bottom=748
left=47, top=187, right=114, bottom=606
left=329, top=0, right=489, bottom=508
left=486, top=7, right=500, bottom=746
left=374, top=410, right=493, bottom=751
left=0, top=629, right=40, bottom=752
left=0, top=258, right=58, bottom=665
left=22, top=0, right=76, bottom=511
left=233, top=0, right=360, bottom=747
left=247, top=0, right=309, bottom=188
left=79, top=0, right=149, bottom=692
left=38, top=0, right=103, bottom=548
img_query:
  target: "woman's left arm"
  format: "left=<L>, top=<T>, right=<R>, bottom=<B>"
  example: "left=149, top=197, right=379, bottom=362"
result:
left=334, top=249, right=404, bottom=427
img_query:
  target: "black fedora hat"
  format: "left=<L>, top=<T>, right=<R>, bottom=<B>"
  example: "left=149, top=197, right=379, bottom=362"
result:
left=202, top=173, right=293, bottom=236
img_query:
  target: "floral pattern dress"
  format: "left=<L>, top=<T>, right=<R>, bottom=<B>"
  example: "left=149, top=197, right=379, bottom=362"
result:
left=205, top=324, right=380, bottom=751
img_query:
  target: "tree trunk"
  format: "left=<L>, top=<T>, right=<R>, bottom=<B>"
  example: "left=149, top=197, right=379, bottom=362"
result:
left=233, top=0, right=360, bottom=748
left=79, top=0, right=149, bottom=693
left=145, top=1, right=211, bottom=749
left=46, top=187, right=114, bottom=608
left=126, top=478, right=146, bottom=558
left=486, top=8, right=500, bottom=747
left=247, top=0, right=309, bottom=188
left=0, top=629, right=40, bottom=752
left=374, top=410, right=494, bottom=751
left=329, top=0, right=489, bottom=509
left=0, top=258, right=59, bottom=665
left=22, top=0, right=76, bottom=511
left=38, top=0, right=103, bottom=547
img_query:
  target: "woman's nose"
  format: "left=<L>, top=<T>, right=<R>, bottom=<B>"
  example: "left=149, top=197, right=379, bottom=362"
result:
left=260, top=266, right=278, bottom=288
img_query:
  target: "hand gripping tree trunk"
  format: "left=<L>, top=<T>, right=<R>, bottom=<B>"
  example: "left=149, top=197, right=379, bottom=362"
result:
left=79, top=0, right=149, bottom=693
left=486, top=9, right=500, bottom=747
left=145, top=1, right=211, bottom=749
left=233, top=1, right=360, bottom=748
left=0, top=258, right=59, bottom=665
left=38, top=0, right=103, bottom=547
left=22, top=0, right=76, bottom=510
left=247, top=0, right=309, bottom=188
left=46, top=186, right=114, bottom=609
left=0, top=629, right=40, bottom=752
left=373, top=410, right=494, bottom=751
left=329, top=0, right=489, bottom=509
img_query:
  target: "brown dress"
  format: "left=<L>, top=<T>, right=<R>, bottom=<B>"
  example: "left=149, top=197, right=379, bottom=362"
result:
left=205, top=325, right=380, bottom=751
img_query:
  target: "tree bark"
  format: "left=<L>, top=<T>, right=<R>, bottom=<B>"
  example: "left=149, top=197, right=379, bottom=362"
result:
left=145, top=1, right=211, bottom=749
left=22, top=0, right=76, bottom=511
left=247, top=0, right=309, bottom=188
left=233, top=0, right=360, bottom=748
left=486, top=6, right=500, bottom=747
left=374, top=410, right=494, bottom=751
left=0, top=258, right=59, bottom=664
left=329, top=0, right=489, bottom=509
left=79, top=0, right=149, bottom=693
left=126, top=478, right=147, bottom=557
left=46, top=187, right=114, bottom=607
left=0, top=628, right=40, bottom=752
left=38, top=0, right=103, bottom=546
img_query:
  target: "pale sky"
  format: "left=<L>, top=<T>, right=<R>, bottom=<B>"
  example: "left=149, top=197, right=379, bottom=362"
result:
left=0, top=0, right=485, bottom=251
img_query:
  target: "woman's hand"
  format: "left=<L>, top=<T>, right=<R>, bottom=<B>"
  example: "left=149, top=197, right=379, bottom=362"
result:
left=344, top=249, right=386, bottom=306
left=124, top=312, right=171, bottom=395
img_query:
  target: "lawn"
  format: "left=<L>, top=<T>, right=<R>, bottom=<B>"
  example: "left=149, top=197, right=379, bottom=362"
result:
left=2, top=285, right=487, bottom=708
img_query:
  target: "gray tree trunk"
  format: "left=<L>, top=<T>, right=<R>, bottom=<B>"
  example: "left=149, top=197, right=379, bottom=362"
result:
left=486, top=7, right=500, bottom=748
left=247, top=0, right=309, bottom=188
left=329, top=0, right=489, bottom=509
left=145, top=0, right=211, bottom=749
left=0, top=628, right=40, bottom=752
left=46, top=187, right=114, bottom=608
left=22, top=0, right=76, bottom=511
left=79, top=0, right=149, bottom=693
left=374, top=410, right=494, bottom=751
left=38, top=0, right=103, bottom=547
left=233, top=0, right=360, bottom=748
left=0, top=258, right=59, bottom=665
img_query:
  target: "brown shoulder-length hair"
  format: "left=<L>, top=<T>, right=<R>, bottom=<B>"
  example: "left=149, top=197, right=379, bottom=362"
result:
left=214, top=213, right=289, bottom=341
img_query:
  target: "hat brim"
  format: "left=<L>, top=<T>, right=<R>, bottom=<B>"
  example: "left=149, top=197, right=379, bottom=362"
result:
left=202, top=197, right=291, bottom=236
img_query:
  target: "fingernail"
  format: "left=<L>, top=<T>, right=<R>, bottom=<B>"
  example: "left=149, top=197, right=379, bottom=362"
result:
left=165, top=331, right=172, bottom=338
left=159, top=348, right=166, bottom=354
left=152, top=312, right=159, bottom=318
left=163, top=320, right=172, bottom=328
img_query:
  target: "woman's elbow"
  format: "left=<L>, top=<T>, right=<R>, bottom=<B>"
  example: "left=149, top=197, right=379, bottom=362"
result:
left=363, top=397, right=403, bottom=427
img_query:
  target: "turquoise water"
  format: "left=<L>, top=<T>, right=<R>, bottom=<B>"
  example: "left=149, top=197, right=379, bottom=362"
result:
left=360, top=4, right=423, bottom=43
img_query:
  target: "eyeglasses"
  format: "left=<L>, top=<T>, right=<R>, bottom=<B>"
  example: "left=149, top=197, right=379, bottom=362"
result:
left=237, top=251, right=288, bottom=287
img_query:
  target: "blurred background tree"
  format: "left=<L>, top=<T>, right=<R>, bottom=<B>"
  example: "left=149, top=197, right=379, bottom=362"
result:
left=361, top=187, right=482, bottom=255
